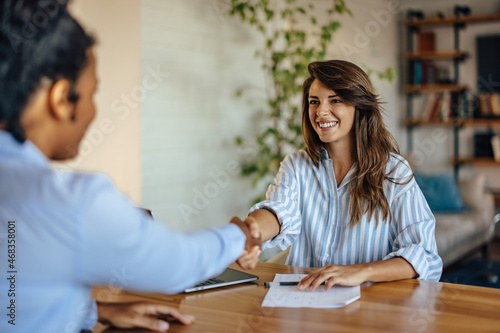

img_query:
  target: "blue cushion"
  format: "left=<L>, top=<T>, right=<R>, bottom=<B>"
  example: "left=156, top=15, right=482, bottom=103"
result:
left=414, top=172, right=466, bottom=213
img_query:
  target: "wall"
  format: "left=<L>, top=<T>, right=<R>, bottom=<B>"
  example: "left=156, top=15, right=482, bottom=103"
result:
left=140, top=0, right=403, bottom=232
left=401, top=0, right=500, bottom=189
left=57, top=0, right=142, bottom=203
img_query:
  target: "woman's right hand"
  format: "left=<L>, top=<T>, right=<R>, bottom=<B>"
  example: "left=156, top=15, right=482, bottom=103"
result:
left=231, top=216, right=262, bottom=270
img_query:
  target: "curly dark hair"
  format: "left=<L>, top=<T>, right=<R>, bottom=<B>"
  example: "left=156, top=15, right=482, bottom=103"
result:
left=0, top=0, right=95, bottom=142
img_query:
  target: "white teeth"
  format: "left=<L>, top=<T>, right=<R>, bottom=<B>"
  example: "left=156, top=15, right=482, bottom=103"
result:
left=319, top=122, right=337, bottom=128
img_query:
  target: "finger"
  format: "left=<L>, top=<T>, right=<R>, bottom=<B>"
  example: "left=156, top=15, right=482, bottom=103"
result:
left=298, top=269, right=324, bottom=290
left=237, top=255, right=259, bottom=269
left=237, top=257, right=256, bottom=269
left=246, top=219, right=261, bottom=239
left=324, top=277, right=336, bottom=291
left=240, top=261, right=257, bottom=270
left=298, top=275, right=313, bottom=290
left=239, top=246, right=260, bottom=263
left=138, top=304, right=195, bottom=325
left=248, top=245, right=261, bottom=257
left=116, top=311, right=169, bottom=332
left=154, top=306, right=195, bottom=325
left=309, top=271, right=334, bottom=291
left=237, top=250, right=252, bottom=262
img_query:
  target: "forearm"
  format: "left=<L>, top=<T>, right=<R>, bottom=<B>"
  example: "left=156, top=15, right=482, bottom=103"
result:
left=360, top=257, right=417, bottom=282
left=247, top=209, right=280, bottom=243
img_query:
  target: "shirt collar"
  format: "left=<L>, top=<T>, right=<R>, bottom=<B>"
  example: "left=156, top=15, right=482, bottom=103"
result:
left=320, top=146, right=358, bottom=189
left=0, top=130, right=51, bottom=168
left=320, top=147, right=329, bottom=161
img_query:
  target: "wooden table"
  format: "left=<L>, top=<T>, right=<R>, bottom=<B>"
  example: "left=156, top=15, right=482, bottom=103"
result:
left=92, top=262, right=500, bottom=332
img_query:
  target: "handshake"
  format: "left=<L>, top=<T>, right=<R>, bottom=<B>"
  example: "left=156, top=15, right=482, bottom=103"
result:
left=229, top=216, right=262, bottom=270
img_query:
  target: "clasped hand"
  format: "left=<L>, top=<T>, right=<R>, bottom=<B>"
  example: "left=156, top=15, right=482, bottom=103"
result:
left=230, top=216, right=262, bottom=270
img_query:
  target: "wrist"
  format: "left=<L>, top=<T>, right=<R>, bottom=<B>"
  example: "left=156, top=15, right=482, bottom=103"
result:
left=357, top=262, right=373, bottom=283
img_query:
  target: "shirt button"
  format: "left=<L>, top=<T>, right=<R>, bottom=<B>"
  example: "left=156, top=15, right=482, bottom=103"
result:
left=324, top=253, right=329, bottom=259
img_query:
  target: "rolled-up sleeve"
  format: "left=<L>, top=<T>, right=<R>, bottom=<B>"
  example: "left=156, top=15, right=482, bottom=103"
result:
left=384, top=184, right=443, bottom=281
left=249, top=154, right=302, bottom=250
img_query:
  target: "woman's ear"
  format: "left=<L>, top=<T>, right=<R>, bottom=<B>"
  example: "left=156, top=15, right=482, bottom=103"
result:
left=48, top=79, right=75, bottom=121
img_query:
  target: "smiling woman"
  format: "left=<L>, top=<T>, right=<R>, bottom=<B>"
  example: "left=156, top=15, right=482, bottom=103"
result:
left=306, top=79, right=356, bottom=172
left=233, top=60, right=443, bottom=290
left=301, top=60, right=400, bottom=226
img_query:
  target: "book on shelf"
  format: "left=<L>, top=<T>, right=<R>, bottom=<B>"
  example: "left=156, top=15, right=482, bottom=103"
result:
left=475, top=93, right=500, bottom=118
left=410, top=60, right=454, bottom=87
left=418, top=31, right=435, bottom=52
left=420, top=92, right=471, bottom=121
left=411, top=60, right=438, bottom=86
left=492, top=135, right=500, bottom=162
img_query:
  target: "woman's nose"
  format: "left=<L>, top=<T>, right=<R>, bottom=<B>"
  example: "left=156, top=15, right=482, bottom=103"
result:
left=317, top=102, right=330, bottom=116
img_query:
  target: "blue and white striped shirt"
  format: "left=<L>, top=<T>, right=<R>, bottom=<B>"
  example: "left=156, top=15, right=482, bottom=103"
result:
left=250, top=148, right=443, bottom=281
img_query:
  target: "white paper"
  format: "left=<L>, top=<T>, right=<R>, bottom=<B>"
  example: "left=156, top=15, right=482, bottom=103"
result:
left=262, top=274, right=360, bottom=308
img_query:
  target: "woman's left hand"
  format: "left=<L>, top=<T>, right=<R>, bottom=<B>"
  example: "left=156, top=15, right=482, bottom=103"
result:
left=298, top=263, right=369, bottom=291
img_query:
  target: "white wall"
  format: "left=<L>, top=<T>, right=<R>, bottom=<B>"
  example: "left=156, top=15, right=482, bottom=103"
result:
left=140, top=0, right=403, bottom=232
left=401, top=0, right=500, bottom=189
left=57, top=0, right=142, bottom=204
left=140, top=0, right=265, bottom=232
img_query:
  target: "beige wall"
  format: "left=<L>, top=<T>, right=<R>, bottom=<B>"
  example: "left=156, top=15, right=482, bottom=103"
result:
left=57, top=0, right=142, bottom=203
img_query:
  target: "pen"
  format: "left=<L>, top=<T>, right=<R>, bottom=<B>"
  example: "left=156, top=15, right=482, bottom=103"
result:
left=264, top=281, right=326, bottom=287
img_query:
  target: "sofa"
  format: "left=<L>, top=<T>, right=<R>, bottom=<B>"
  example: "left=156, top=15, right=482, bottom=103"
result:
left=265, top=173, right=496, bottom=270
left=433, top=173, right=495, bottom=268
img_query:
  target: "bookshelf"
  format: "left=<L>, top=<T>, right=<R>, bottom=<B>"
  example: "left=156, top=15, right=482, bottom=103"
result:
left=404, top=10, right=500, bottom=179
left=405, top=13, right=500, bottom=27
left=452, top=157, right=500, bottom=166
left=404, top=84, right=465, bottom=93
left=405, top=50, right=468, bottom=60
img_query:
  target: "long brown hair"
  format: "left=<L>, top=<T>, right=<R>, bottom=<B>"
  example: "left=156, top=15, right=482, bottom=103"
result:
left=301, top=60, right=410, bottom=227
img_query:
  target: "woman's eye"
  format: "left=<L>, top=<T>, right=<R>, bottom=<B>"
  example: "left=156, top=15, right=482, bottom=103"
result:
left=330, top=99, right=341, bottom=104
left=309, top=100, right=319, bottom=105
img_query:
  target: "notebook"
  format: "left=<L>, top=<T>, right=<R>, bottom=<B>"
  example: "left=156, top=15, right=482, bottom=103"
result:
left=183, top=268, right=258, bottom=293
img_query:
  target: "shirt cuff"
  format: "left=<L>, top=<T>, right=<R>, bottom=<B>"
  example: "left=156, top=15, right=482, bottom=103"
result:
left=249, top=202, right=299, bottom=251
left=213, top=223, right=246, bottom=258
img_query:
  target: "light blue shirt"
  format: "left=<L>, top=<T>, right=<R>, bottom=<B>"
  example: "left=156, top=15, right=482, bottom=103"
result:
left=250, top=148, right=443, bottom=281
left=0, top=130, right=245, bottom=333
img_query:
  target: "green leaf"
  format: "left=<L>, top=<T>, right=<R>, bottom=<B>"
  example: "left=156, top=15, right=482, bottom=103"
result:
left=284, top=32, right=290, bottom=43
left=265, top=127, right=279, bottom=136
left=378, top=66, right=397, bottom=82
left=281, top=9, right=293, bottom=19
left=265, top=8, right=274, bottom=20
left=329, top=21, right=341, bottom=32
